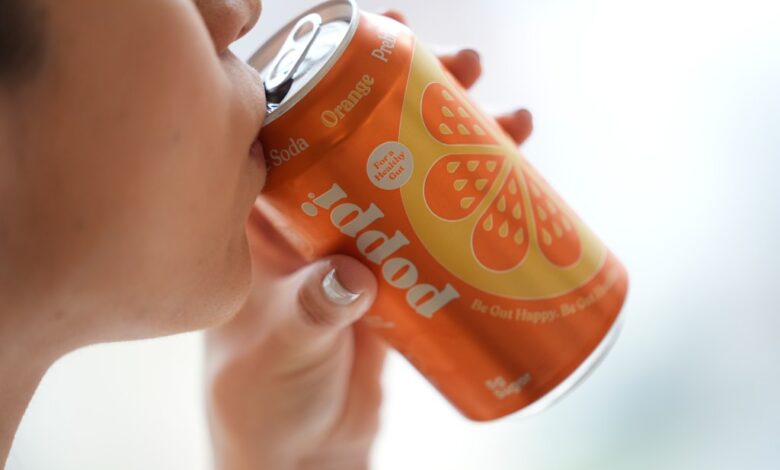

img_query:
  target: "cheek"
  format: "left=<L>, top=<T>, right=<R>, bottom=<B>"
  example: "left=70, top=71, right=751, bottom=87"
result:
left=19, top=0, right=255, bottom=328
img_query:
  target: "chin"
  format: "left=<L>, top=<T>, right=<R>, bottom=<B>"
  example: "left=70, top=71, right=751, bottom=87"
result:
left=150, top=234, right=254, bottom=338
left=192, top=235, right=253, bottom=331
left=86, top=232, right=254, bottom=344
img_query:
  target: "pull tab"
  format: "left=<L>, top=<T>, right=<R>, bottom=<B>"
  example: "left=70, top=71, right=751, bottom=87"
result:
left=264, top=13, right=323, bottom=108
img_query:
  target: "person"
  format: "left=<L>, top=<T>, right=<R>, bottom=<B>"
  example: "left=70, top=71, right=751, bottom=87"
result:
left=0, top=1, right=532, bottom=468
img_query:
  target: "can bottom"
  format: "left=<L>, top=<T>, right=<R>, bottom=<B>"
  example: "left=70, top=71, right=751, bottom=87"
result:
left=493, top=311, right=625, bottom=422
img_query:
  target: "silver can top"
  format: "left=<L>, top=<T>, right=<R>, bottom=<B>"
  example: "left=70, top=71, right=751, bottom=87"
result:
left=248, top=0, right=358, bottom=123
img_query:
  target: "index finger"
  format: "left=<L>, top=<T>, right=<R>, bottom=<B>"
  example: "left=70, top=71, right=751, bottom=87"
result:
left=380, top=10, right=482, bottom=89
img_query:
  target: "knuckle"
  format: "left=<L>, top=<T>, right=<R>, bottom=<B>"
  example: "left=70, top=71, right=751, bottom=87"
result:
left=296, top=282, right=340, bottom=328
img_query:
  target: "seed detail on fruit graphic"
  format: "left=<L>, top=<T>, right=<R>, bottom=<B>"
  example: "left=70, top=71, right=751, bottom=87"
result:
left=472, top=171, right=531, bottom=272
left=423, top=154, right=503, bottom=221
left=422, top=83, right=497, bottom=146
left=522, top=163, right=581, bottom=267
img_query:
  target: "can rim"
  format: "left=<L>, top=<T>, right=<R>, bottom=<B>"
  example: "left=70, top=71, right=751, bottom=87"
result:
left=248, top=0, right=359, bottom=125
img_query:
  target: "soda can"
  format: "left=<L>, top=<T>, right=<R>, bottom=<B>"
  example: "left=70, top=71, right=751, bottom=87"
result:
left=249, top=0, right=628, bottom=421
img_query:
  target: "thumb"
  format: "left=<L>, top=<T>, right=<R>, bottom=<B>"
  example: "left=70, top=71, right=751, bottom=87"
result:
left=281, top=255, right=378, bottom=339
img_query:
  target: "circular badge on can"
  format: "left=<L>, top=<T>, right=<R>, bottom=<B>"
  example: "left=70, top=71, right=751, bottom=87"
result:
left=367, top=141, right=414, bottom=190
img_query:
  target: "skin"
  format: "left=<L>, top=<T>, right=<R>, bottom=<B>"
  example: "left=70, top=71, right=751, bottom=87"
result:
left=0, top=1, right=532, bottom=467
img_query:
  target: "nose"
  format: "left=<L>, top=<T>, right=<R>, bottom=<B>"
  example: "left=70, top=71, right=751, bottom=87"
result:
left=197, top=0, right=262, bottom=53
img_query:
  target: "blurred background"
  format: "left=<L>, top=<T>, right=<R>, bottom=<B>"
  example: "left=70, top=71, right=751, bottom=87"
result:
left=8, top=0, right=780, bottom=468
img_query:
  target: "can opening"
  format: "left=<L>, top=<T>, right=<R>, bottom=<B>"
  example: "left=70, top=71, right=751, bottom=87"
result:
left=264, top=13, right=323, bottom=108
left=249, top=0, right=357, bottom=122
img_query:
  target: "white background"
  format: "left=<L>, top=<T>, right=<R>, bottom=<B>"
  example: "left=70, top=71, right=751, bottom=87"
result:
left=8, top=0, right=780, bottom=468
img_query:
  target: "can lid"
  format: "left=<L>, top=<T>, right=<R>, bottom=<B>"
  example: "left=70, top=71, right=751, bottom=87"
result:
left=263, top=13, right=324, bottom=106
left=249, top=0, right=357, bottom=121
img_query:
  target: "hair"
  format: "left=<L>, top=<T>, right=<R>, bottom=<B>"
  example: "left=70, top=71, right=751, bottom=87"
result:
left=0, top=0, right=45, bottom=85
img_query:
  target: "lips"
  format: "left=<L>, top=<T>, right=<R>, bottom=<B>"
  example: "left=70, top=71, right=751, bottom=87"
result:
left=249, top=133, right=265, bottom=166
left=246, top=129, right=268, bottom=198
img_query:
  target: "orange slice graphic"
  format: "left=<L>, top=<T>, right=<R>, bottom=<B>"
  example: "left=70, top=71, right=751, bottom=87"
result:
left=423, top=154, right=503, bottom=221
left=398, top=46, right=604, bottom=299
left=472, top=171, right=530, bottom=271
left=522, top=163, right=581, bottom=267
left=422, top=83, right=497, bottom=145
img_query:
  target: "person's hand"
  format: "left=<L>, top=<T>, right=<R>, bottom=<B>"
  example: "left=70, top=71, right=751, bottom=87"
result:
left=204, top=11, right=533, bottom=470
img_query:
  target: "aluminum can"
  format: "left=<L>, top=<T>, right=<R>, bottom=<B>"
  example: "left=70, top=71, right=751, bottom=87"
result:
left=249, top=0, right=628, bottom=421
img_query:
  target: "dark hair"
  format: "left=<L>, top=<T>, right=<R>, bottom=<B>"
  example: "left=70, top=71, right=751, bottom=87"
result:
left=0, top=0, right=45, bottom=84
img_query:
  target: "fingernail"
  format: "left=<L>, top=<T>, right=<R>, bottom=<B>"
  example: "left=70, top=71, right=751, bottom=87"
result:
left=322, top=268, right=361, bottom=306
left=459, top=48, right=481, bottom=61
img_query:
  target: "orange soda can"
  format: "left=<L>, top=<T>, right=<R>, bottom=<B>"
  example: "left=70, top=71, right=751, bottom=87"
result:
left=249, top=0, right=628, bottom=421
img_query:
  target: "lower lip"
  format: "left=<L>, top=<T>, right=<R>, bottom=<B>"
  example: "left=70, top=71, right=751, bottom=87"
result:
left=250, top=137, right=266, bottom=168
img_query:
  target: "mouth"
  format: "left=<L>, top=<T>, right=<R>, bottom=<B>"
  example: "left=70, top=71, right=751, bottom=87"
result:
left=249, top=132, right=265, bottom=167
left=247, top=129, right=268, bottom=199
